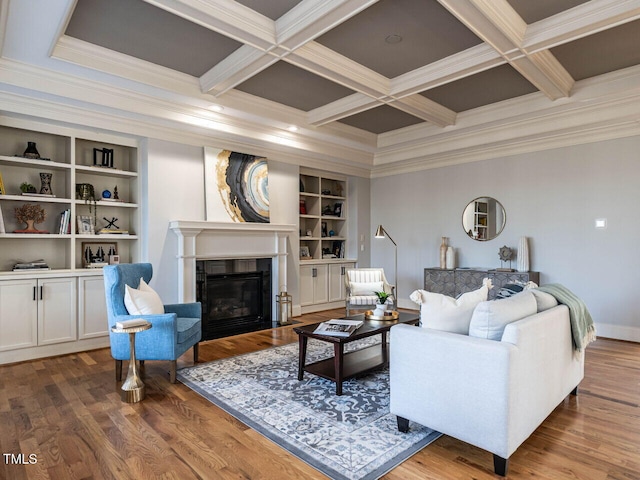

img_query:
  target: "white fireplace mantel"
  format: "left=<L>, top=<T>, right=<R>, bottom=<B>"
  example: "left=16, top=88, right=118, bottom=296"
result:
left=170, top=220, right=296, bottom=303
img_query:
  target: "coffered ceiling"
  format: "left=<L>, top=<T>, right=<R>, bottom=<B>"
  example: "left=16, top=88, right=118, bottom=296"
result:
left=1, top=0, right=640, bottom=174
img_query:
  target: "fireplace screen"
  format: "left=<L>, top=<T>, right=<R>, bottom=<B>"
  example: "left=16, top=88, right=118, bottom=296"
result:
left=196, top=259, right=272, bottom=340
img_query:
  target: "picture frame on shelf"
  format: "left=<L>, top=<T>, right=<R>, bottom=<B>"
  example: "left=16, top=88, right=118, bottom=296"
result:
left=77, top=215, right=95, bottom=235
left=81, top=241, right=117, bottom=268
left=300, top=246, right=311, bottom=259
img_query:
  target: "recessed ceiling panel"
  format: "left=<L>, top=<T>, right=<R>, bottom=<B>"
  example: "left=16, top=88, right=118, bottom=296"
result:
left=421, top=64, right=537, bottom=113
left=235, top=0, right=302, bottom=20
left=234, top=62, right=355, bottom=111
left=551, top=19, right=640, bottom=81
left=338, top=105, right=424, bottom=134
left=507, top=0, right=590, bottom=24
left=316, top=0, right=481, bottom=78
left=65, top=0, right=242, bottom=77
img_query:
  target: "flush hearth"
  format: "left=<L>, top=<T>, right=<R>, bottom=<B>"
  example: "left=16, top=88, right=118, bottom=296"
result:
left=196, top=259, right=272, bottom=340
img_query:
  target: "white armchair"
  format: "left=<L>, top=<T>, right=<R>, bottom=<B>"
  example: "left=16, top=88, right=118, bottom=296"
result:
left=345, top=268, right=395, bottom=316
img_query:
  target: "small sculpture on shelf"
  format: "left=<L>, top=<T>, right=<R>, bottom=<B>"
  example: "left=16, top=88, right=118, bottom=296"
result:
left=23, top=142, right=40, bottom=159
left=498, top=245, right=514, bottom=271
left=39, top=172, right=52, bottom=195
left=14, top=204, right=48, bottom=233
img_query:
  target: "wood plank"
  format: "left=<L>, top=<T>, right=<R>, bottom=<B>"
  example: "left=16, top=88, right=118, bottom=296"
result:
left=0, top=308, right=638, bottom=479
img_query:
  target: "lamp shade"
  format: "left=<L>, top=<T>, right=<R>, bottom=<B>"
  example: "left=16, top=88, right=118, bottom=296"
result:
left=375, top=225, right=385, bottom=238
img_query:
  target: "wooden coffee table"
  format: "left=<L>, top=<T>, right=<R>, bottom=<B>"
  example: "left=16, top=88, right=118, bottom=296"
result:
left=294, top=311, right=419, bottom=395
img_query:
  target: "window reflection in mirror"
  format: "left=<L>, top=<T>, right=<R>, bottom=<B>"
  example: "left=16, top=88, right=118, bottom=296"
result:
left=462, top=197, right=506, bottom=241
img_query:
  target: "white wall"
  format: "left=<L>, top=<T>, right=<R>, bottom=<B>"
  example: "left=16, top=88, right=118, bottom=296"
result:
left=371, top=135, right=640, bottom=341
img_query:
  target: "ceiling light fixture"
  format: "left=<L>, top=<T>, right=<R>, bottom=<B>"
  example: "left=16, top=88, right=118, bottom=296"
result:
left=210, top=105, right=224, bottom=112
left=385, top=34, right=403, bottom=44
left=287, top=125, right=299, bottom=132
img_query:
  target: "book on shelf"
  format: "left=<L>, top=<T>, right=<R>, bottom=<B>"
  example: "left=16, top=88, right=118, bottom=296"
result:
left=13, top=259, right=50, bottom=270
left=313, top=319, right=364, bottom=337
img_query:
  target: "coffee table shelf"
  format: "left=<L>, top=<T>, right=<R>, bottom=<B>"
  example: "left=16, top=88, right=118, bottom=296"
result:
left=304, top=343, right=389, bottom=382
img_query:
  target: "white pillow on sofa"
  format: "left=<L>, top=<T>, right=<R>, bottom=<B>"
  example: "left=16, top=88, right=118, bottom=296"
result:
left=124, top=278, right=165, bottom=315
left=468, top=291, right=537, bottom=340
left=530, top=288, right=558, bottom=312
left=409, top=279, right=491, bottom=334
left=350, top=281, right=384, bottom=296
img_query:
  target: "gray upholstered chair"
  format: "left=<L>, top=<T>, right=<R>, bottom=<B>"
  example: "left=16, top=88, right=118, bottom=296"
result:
left=103, top=263, right=201, bottom=383
left=344, top=268, right=395, bottom=316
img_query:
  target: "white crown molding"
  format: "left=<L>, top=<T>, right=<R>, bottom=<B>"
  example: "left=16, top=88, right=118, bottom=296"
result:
left=142, top=0, right=276, bottom=50
left=0, top=0, right=9, bottom=56
left=199, top=45, right=278, bottom=96
left=391, top=95, right=456, bottom=127
left=510, top=50, right=573, bottom=100
left=524, top=0, right=640, bottom=53
left=277, top=0, right=378, bottom=50
left=308, top=92, right=381, bottom=126
left=468, top=0, right=527, bottom=45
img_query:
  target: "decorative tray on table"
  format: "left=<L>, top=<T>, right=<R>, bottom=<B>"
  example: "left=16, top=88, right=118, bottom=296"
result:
left=364, top=310, right=399, bottom=321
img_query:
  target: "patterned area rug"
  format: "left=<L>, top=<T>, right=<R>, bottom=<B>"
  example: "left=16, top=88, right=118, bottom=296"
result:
left=177, top=338, right=441, bottom=480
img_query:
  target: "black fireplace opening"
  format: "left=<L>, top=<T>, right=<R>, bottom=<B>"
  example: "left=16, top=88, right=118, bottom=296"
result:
left=196, top=259, right=272, bottom=340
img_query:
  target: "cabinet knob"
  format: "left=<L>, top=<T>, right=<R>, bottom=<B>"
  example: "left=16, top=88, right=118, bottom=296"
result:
left=33, top=286, right=37, bottom=301
left=312, top=268, right=317, bottom=278
left=341, top=266, right=345, bottom=275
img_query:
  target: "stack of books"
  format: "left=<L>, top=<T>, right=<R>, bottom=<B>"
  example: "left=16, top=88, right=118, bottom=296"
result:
left=58, top=209, right=71, bottom=234
left=13, top=259, right=49, bottom=271
left=313, top=319, right=363, bottom=337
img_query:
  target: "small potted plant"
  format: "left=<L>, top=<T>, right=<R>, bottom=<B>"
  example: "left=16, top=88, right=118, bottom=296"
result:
left=373, top=291, right=391, bottom=316
left=20, top=182, right=37, bottom=194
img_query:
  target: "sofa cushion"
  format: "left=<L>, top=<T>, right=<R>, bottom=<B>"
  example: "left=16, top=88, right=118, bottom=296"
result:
left=409, top=280, right=491, bottom=334
left=350, top=281, right=384, bottom=296
left=531, top=288, right=559, bottom=312
left=468, top=291, right=537, bottom=340
left=124, top=278, right=165, bottom=315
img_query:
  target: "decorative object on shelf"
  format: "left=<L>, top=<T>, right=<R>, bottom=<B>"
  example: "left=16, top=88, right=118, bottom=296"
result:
left=498, top=245, right=514, bottom=271
left=82, top=241, right=117, bottom=268
left=0, top=171, right=5, bottom=194
left=439, top=237, right=447, bottom=269
left=321, top=222, right=327, bottom=237
left=299, top=199, right=306, bottom=214
left=517, top=236, right=530, bottom=272
left=299, top=179, right=304, bottom=192
left=333, top=202, right=343, bottom=217
left=322, top=204, right=333, bottom=216
left=335, top=182, right=343, bottom=197
left=14, top=203, right=48, bottom=233
left=322, top=189, right=331, bottom=195
left=445, top=246, right=455, bottom=269
left=375, top=225, right=398, bottom=307
left=102, top=189, right=111, bottom=199
left=93, top=147, right=114, bottom=168
left=20, top=182, right=37, bottom=194
left=23, top=141, right=40, bottom=159
left=276, top=289, right=293, bottom=325
left=113, top=186, right=119, bottom=200
left=300, top=245, right=310, bottom=258
left=305, top=229, right=312, bottom=237
left=76, top=183, right=97, bottom=228
left=329, top=230, right=335, bottom=237
left=204, top=147, right=269, bottom=223
left=98, top=216, right=128, bottom=234
left=76, top=215, right=95, bottom=235
left=39, top=172, right=52, bottom=195
left=0, top=204, right=5, bottom=234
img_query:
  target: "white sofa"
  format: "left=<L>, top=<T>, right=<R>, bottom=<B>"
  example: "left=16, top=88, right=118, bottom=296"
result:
left=390, top=303, right=585, bottom=476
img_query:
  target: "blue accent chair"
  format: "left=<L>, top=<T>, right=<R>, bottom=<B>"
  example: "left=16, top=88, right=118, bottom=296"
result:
left=104, top=263, right=201, bottom=383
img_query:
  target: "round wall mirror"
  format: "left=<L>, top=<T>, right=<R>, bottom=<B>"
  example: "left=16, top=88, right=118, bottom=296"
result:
left=462, top=197, right=506, bottom=241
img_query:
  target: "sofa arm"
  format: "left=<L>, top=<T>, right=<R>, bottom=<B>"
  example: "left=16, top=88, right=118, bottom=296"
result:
left=390, top=324, right=517, bottom=458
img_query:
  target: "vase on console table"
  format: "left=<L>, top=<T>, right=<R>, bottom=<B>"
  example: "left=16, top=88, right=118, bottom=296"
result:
left=517, top=236, right=530, bottom=272
left=445, top=246, right=455, bottom=269
left=440, top=237, right=447, bottom=269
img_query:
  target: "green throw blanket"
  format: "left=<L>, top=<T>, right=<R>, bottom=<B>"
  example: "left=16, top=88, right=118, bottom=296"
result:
left=537, top=284, right=596, bottom=351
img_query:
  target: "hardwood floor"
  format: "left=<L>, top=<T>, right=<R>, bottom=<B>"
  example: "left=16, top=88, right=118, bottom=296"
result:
left=1, top=308, right=639, bottom=479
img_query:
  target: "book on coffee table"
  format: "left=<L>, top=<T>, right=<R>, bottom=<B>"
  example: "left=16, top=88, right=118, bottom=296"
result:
left=314, top=319, right=363, bottom=337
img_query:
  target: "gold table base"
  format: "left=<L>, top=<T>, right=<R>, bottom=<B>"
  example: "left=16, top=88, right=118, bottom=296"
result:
left=111, top=322, right=152, bottom=403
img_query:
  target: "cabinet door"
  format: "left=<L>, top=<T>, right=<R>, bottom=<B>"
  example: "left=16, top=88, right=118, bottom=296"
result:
left=78, top=275, right=109, bottom=339
left=0, top=279, right=38, bottom=352
left=329, top=263, right=353, bottom=302
left=300, top=265, right=315, bottom=306
left=38, top=277, right=77, bottom=346
left=313, top=265, right=329, bottom=304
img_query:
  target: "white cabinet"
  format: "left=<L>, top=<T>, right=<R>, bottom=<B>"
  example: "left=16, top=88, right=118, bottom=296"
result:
left=300, top=261, right=355, bottom=313
left=0, top=277, right=76, bottom=351
left=329, top=263, right=353, bottom=302
left=38, top=277, right=77, bottom=345
left=300, top=264, right=328, bottom=306
left=0, top=279, right=38, bottom=351
left=78, top=275, right=108, bottom=339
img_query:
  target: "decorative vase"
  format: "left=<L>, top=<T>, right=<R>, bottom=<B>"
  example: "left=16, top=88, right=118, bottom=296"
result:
left=373, top=303, right=386, bottom=316
left=23, top=142, right=40, bottom=159
left=440, top=237, right=447, bottom=269
left=39, top=173, right=52, bottom=195
left=517, top=236, right=530, bottom=272
left=446, top=246, right=455, bottom=269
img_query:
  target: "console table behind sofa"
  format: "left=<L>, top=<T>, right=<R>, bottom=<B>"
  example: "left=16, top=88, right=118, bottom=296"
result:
left=424, top=268, right=540, bottom=300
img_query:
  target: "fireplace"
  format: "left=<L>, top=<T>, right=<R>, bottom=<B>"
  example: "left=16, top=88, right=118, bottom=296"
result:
left=196, top=259, right=272, bottom=340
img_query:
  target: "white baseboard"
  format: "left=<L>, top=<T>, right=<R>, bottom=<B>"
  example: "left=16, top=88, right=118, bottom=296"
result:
left=594, top=322, right=640, bottom=343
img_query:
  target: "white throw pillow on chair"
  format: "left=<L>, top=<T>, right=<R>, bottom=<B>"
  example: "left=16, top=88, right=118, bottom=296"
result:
left=409, top=279, right=491, bottom=334
left=124, top=278, right=165, bottom=315
left=349, top=281, right=384, bottom=296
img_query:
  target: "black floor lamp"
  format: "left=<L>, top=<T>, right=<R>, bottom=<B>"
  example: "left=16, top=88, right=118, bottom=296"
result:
left=374, top=224, right=397, bottom=309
